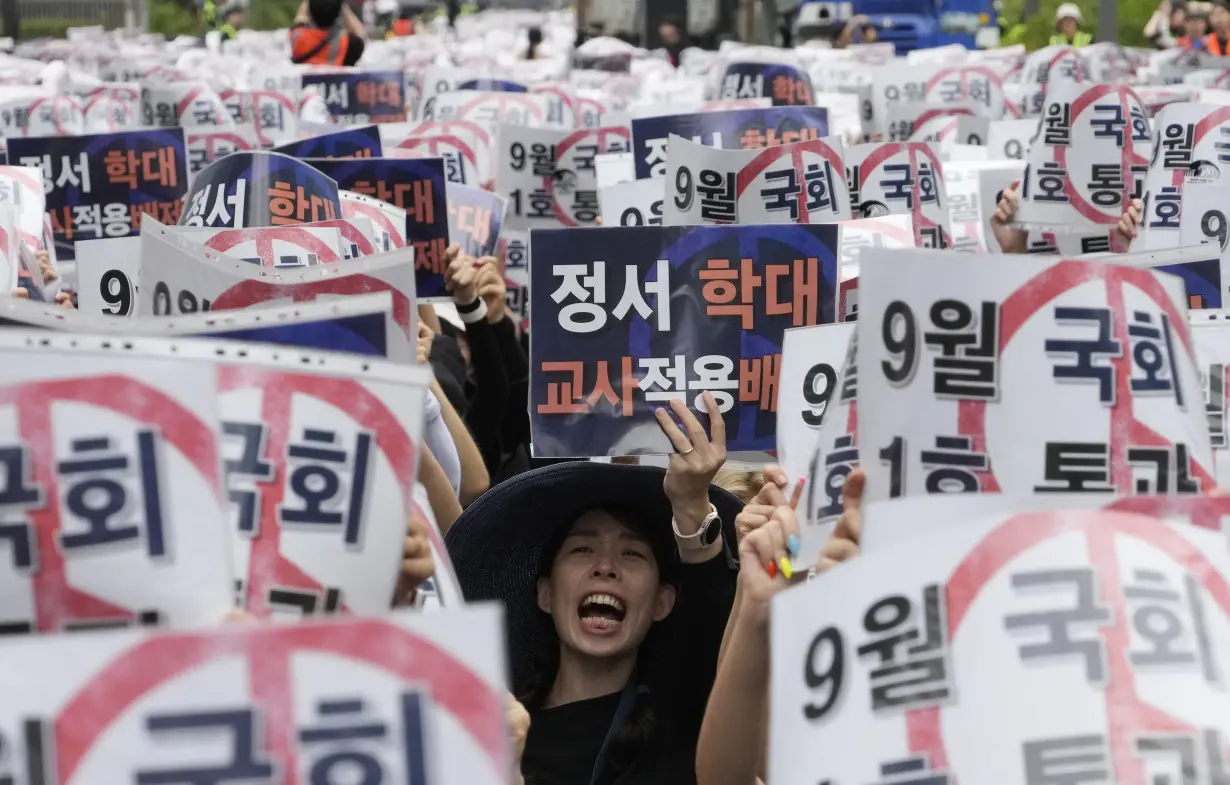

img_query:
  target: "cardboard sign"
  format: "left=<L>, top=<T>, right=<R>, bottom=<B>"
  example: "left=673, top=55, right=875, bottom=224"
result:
left=302, top=70, right=408, bottom=124
left=181, top=152, right=341, bottom=230
left=530, top=224, right=838, bottom=456
left=170, top=225, right=347, bottom=267
left=1017, top=82, right=1152, bottom=233
left=770, top=508, right=1230, bottom=785
left=715, top=61, right=814, bottom=107
left=663, top=134, right=851, bottom=226
left=203, top=341, right=430, bottom=618
left=600, top=178, right=664, bottom=226
left=495, top=124, right=632, bottom=230
left=0, top=608, right=510, bottom=785
left=845, top=142, right=951, bottom=247
left=8, top=129, right=188, bottom=260
left=835, top=215, right=917, bottom=322
left=396, top=134, right=485, bottom=188
left=272, top=125, right=383, bottom=159
left=944, top=161, right=1019, bottom=254
left=185, top=127, right=260, bottom=176
left=777, top=322, right=856, bottom=495
left=0, top=95, right=85, bottom=138
left=631, top=106, right=831, bottom=179
left=135, top=220, right=418, bottom=363
left=418, top=90, right=563, bottom=131
left=445, top=182, right=506, bottom=258
left=533, top=82, right=620, bottom=130
left=855, top=249, right=1214, bottom=506
left=0, top=330, right=234, bottom=632
left=396, top=120, right=494, bottom=186
left=139, top=82, right=233, bottom=129
left=986, top=118, right=1036, bottom=160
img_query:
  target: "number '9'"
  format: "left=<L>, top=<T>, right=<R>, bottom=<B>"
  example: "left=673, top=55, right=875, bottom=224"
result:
left=99, top=270, right=132, bottom=316
left=881, top=300, right=917, bottom=384
left=802, top=363, right=837, bottom=427
left=1202, top=209, right=1228, bottom=251
left=510, top=142, right=526, bottom=172
left=803, top=626, right=845, bottom=721
left=674, top=165, right=694, bottom=211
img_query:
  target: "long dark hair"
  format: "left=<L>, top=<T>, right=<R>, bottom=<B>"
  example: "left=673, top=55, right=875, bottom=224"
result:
left=520, top=507, right=676, bottom=782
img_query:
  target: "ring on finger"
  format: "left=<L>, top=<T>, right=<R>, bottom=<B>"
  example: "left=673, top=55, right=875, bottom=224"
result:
left=677, top=445, right=695, bottom=456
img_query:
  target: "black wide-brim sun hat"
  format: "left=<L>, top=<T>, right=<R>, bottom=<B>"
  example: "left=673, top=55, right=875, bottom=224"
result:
left=445, top=461, right=743, bottom=695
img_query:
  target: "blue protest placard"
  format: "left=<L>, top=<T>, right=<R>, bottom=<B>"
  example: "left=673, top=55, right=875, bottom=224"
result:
left=209, top=312, right=388, bottom=356
left=446, top=182, right=506, bottom=258
left=8, top=129, right=188, bottom=260
left=716, top=62, right=815, bottom=107
left=307, top=157, right=450, bottom=297
left=530, top=224, right=839, bottom=457
left=1157, top=257, right=1222, bottom=309
left=458, top=78, right=529, bottom=93
left=272, top=125, right=383, bottom=159
left=301, top=71, right=408, bottom=124
left=181, top=151, right=342, bottom=229
left=631, top=106, right=830, bottom=179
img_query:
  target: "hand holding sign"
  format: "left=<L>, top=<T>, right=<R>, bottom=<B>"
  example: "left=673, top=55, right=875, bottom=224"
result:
left=396, top=506, right=437, bottom=605
left=476, top=258, right=508, bottom=324
left=816, top=468, right=864, bottom=574
left=737, top=504, right=802, bottom=609
left=444, top=244, right=479, bottom=305
left=989, top=182, right=1026, bottom=254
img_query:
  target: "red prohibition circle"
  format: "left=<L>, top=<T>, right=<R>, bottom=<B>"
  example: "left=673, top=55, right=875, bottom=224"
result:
left=203, top=227, right=343, bottom=266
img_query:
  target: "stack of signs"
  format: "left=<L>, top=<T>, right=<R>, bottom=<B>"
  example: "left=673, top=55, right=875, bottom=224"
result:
left=181, top=151, right=342, bottom=230
left=7, top=129, right=189, bottom=259
left=845, top=141, right=951, bottom=247
left=631, top=106, right=831, bottom=179
left=769, top=507, right=1230, bottom=785
left=495, top=124, right=632, bottom=229
left=663, top=135, right=851, bottom=226
left=529, top=224, right=837, bottom=457
left=302, top=71, right=409, bottom=124
left=307, top=157, right=450, bottom=297
left=1016, top=82, right=1151, bottom=239
left=418, top=90, right=564, bottom=131
left=136, top=219, right=419, bottom=363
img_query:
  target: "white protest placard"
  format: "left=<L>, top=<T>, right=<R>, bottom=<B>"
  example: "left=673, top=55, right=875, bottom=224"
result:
left=500, top=229, right=530, bottom=328
left=777, top=322, right=856, bottom=495
left=595, top=151, right=636, bottom=189
left=846, top=142, right=951, bottom=247
left=82, top=94, right=138, bottom=133
left=870, top=63, right=927, bottom=137
left=140, top=82, right=233, bottom=129
left=885, top=103, right=980, bottom=144
left=856, top=249, right=1214, bottom=507
left=75, top=236, right=139, bottom=317
left=397, top=119, right=495, bottom=187
left=860, top=489, right=1230, bottom=552
left=770, top=507, right=1230, bottom=785
left=534, top=82, right=623, bottom=130
left=921, top=64, right=1008, bottom=121
left=419, top=90, right=565, bottom=131
left=1017, top=82, right=1152, bottom=233
left=0, top=206, right=18, bottom=292
left=945, top=161, right=1021, bottom=254
left=1135, top=104, right=1230, bottom=246
left=0, top=94, right=85, bottom=137
left=495, top=124, right=632, bottom=230
left=341, top=190, right=408, bottom=253
left=1191, top=311, right=1230, bottom=487
left=663, top=134, right=851, bottom=226
left=168, top=225, right=348, bottom=268
left=395, top=134, right=484, bottom=188
left=0, top=165, right=53, bottom=252
left=0, top=330, right=234, bottom=632
left=811, top=91, right=863, bottom=144
left=0, top=607, right=510, bottom=785
left=135, top=220, right=418, bottom=363
left=986, top=118, right=1037, bottom=161
left=599, top=177, right=664, bottom=226
left=186, top=127, right=260, bottom=177
left=835, top=214, right=917, bottom=322
left=199, top=341, right=430, bottom=619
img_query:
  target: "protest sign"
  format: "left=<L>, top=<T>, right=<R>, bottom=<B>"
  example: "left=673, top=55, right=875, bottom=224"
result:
left=2, top=291, right=396, bottom=358
left=169, top=225, right=347, bottom=267
left=341, top=190, right=408, bottom=254
left=885, top=103, right=982, bottom=144
left=500, top=229, right=530, bottom=328
left=845, top=141, right=951, bottom=247
left=185, top=127, right=260, bottom=176
left=0, top=330, right=234, bottom=632
left=139, top=82, right=232, bottom=129
left=0, top=208, right=18, bottom=292
left=715, top=61, right=814, bottom=106
left=595, top=151, right=636, bottom=188
left=395, top=134, right=484, bottom=188
left=770, top=507, right=1230, bottom=785
left=495, top=124, right=632, bottom=230
left=222, top=88, right=300, bottom=146
left=530, top=224, right=838, bottom=456
left=1113, top=243, right=1225, bottom=311
left=945, top=161, right=1020, bottom=253
left=986, top=118, right=1036, bottom=160
left=663, top=134, right=851, bottom=226
left=271, top=125, right=383, bottom=159
left=855, top=249, right=1214, bottom=506
left=395, top=119, right=494, bottom=186
left=979, top=165, right=1027, bottom=253
left=0, top=95, right=85, bottom=138
left=136, top=220, right=418, bottom=362
left=1017, top=82, right=1152, bottom=233
left=445, top=182, right=505, bottom=258
left=534, top=82, right=620, bottom=130
left=307, top=158, right=450, bottom=297
left=181, top=152, right=342, bottom=230
left=302, top=70, right=408, bottom=124
left=835, top=214, right=918, bottom=322
left=205, top=341, right=430, bottom=618
left=631, top=106, right=831, bottom=179
left=7, top=129, right=188, bottom=259
left=1191, top=311, right=1230, bottom=485
left=922, top=64, right=1008, bottom=120
left=0, top=608, right=510, bottom=785
left=419, top=90, right=562, bottom=131
left=0, top=165, right=53, bottom=253
left=777, top=322, right=856, bottom=496
left=600, top=177, right=664, bottom=226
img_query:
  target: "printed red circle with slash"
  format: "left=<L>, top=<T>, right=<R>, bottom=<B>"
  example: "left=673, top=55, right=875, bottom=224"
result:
left=857, top=142, right=951, bottom=247
left=548, top=127, right=631, bottom=226
left=924, top=66, right=1005, bottom=114
left=341, top=197, right=407, bottom=248
left=1052, top=84, right=1149, bottom=225
left=209, top=273, right=414, bottom=340
left=903, top=508, right=1230, bottom=784
left=734, top=138, right=848, bottom=224
left=0, top=375, right=221, bottom=631
left=455, top=92, right=545, bottom=127
left=955, top=259, right=1215, bottom=493
left=203, top=227, right=343, bottom=266
left=219, top=368, right=418, bottom=617
left=52, top=618, right=508, bottom=785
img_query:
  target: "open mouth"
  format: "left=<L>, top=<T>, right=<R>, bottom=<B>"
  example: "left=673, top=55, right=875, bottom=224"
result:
left=577, top=593, right=626, bottom=632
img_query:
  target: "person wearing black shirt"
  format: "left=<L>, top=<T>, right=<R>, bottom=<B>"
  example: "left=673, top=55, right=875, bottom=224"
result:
left=658, top=16, right=688, bottom=67
left=447, top=404, right=742, bottom=785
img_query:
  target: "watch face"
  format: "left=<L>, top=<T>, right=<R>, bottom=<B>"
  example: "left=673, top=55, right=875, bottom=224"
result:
left=702, top=515, right=722, bottom=546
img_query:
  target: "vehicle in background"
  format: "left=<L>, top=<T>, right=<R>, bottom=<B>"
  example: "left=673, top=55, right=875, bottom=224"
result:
left=793, top=0, right=999, bottom=51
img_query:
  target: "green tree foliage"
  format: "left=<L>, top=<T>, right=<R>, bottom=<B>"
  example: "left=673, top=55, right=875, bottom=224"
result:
left=148, top=0, right=302, bottom=37
left=997, top=0, right=1166, bottom=49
